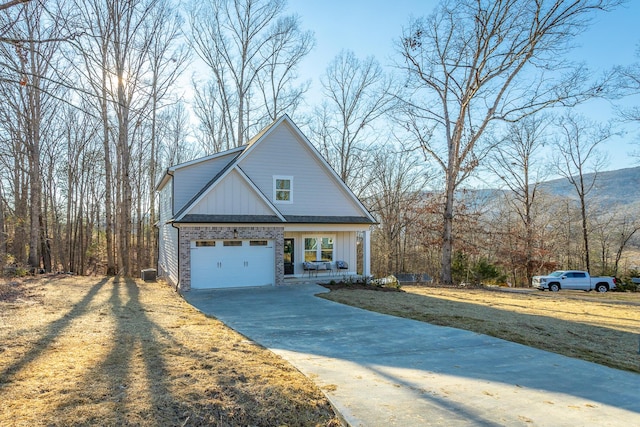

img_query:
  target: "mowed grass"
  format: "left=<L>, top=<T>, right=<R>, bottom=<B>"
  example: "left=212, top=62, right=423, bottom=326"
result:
left=0, top=276, right=340, bottom=427
left=319, top=285, right=640, bottom=373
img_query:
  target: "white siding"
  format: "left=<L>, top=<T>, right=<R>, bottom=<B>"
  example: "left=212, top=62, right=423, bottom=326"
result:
left=190, top=169, right=275, bottom=216
left=239, top=122, right=364, bottom=217
left=173, top=152, right=238, bottom=214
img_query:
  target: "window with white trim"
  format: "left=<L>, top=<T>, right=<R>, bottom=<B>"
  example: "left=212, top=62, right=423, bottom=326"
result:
left=273, top=176, right=293, bottom=203
left=304, top=236, right=334, bottom=262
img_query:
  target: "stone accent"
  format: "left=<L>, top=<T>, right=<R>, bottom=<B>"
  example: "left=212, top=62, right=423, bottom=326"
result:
left=177, top=225, right=284, bottom=292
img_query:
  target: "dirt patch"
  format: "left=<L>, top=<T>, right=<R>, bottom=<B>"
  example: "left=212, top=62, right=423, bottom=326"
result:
left=0, top=276, right=340, bottom=426
left=319, top=285, right=640, bottom=373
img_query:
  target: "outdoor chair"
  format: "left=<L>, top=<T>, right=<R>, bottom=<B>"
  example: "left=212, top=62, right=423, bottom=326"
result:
left=302, top=261, right=318, bottom=277
left=336, top=260, right=348, bottom=275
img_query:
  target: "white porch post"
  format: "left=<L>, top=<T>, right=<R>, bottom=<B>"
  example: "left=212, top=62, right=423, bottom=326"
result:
left=363, top=229, right=371, bottom=277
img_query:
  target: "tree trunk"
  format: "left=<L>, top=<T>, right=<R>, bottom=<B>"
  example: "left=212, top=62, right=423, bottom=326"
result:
left=440, top=184, right=455, bottom=285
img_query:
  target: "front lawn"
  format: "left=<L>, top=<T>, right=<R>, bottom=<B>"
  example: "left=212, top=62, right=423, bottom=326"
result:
left=0, top=276, right=339, bottom=426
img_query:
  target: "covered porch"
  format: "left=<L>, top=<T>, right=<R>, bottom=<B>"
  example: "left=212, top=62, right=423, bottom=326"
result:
left=282, top=225, right=371, bottom=279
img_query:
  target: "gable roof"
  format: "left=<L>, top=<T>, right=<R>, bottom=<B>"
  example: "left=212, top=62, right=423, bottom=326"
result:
left=169, top=115, right=376, bottom=225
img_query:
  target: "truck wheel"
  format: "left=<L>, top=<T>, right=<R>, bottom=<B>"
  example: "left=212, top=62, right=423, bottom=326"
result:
left=549, top=283, right=560, bottom=292
left=595, top=283, right=608, bottom=293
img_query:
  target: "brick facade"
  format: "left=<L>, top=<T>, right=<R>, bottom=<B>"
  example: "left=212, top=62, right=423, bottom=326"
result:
left=177, top=225, right=284, bottom=291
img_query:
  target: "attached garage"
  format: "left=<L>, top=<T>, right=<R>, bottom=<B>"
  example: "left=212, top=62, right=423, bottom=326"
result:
left=190, top=239, right=275, bottom=289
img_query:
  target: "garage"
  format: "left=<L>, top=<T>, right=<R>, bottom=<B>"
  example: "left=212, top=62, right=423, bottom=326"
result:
left=190, top=239, right=275, bottom=289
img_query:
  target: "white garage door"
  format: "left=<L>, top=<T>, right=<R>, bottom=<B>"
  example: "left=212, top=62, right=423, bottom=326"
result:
left=190, top=239, right=275, bottom=289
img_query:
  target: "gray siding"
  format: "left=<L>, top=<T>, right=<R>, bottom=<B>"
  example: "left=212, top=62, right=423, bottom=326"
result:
left=238, top=123, right=364, bottom=217
left=173, top=152, right=238, bottom=214
left=157, top=222, right=178, bottom=286
left=158, top=183, right=172, bottom=223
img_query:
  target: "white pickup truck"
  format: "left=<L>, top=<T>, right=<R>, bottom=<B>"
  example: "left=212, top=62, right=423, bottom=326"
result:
left=532, top=270, right=616, bottom=292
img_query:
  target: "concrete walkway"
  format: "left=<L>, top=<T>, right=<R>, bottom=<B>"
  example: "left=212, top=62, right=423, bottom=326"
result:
left=183, top=283, right=640, bottom=427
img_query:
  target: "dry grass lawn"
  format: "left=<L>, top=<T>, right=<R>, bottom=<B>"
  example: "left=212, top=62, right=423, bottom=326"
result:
left=0, top=276, right=340, bottom=427
left=320, top=285, right=640, bottom=373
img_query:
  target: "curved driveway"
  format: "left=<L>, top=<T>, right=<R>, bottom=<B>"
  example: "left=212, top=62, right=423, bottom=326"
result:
left=183, top=283, right=640, bottom=426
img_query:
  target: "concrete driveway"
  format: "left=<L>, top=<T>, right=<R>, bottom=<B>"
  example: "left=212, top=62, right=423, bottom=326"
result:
left=183, top=283, right=640, bottom=426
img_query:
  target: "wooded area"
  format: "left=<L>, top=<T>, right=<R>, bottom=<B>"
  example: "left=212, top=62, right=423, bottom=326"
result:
left=1, top=0, right=638, bottom=286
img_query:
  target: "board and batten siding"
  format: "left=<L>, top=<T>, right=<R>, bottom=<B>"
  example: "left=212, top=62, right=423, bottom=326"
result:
left=189, top=169, right=275, bottom=216
left=239, top=122, right=364, bottom=217
left=173, top=151, right=238, bottom=214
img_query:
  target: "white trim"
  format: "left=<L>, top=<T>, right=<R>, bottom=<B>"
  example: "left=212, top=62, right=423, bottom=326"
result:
left=156, top=146, right=246, bottom=191
left=168, top=115, right=375, bottom=225
left=273, top=175, right=293, bottom=204
left=302, top=234, right=336, bottom=262
left=235, top=167, right=286, bottom=221
left=362, top=229, right=371, bottom=277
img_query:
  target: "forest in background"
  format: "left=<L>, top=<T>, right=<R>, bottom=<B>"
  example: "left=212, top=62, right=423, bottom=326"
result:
left=1, top=0, right=640, bottom=287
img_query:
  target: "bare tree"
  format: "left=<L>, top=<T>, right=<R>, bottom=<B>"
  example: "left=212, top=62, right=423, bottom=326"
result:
left=158, top=102, right=194, bottom=168
left=488, top=115, right=550, bottom=285
left=553, top=113, right=612, bottom=273
left=366, top=148, right=430, bottom=275
left=614, top=49, right=640, bottom=162
left=396, top=0, right=619, bottom=284
left=189, top=0, right=313, bottom=148
left=0, top=0, right=64, bottom=271
left=311, top=50, right=396, bottom=192
left=143, top=1, right=189, bottom=270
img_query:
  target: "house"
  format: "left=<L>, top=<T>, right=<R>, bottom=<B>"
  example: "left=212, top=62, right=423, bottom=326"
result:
left=156, top=115, right=376, bottom=291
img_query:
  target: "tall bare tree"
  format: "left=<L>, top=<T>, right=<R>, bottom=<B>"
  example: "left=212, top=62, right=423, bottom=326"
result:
left=489, top=115, right=550, bottom=285
left=367, top=148, right=430, bottom=275
left=0, top=0, right=64, bottom=271
left=71, top=0, right=186, bottom=276
left=189, top=0, right=313, bottom=149
left=397, top=0, right=619, bottom=284
left=311, top=50, right=396, bottom=192
left=553, top=113, right=612, bottom=273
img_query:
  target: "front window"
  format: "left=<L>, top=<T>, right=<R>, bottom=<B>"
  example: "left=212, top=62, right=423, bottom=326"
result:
left=274, top=176, right=293, bottom=203
left=304, top=236, right=334, bottom=262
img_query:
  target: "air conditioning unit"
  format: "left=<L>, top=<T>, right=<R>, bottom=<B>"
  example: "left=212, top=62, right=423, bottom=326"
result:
left=141, top=268, right=157, bottom=282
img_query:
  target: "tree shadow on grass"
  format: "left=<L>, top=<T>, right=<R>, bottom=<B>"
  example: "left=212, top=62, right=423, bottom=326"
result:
left=0, top=277, right=109, bottom=388
left=54, top=278, right=319, bottom=426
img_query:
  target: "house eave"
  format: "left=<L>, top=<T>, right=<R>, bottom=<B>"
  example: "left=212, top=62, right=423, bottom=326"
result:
left=171, top=214, right=376, bottom=226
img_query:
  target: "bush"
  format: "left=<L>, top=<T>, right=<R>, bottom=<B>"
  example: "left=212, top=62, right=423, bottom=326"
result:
left=614, top=276, right=639, bottom=292
left=451, top=253, right=506, bottom=285
left=3, top=265, right=30, bottom=278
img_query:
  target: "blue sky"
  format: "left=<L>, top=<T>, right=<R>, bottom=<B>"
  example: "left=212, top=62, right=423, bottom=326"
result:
left=287, top=0, right=640, bottom=171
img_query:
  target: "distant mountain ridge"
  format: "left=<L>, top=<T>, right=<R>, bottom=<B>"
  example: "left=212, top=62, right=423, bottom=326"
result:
left=539, top=166, right=640, bottom=206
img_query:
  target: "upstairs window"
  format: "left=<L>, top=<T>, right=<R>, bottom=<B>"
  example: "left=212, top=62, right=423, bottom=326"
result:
left=274, top=176, right=293, bottom=203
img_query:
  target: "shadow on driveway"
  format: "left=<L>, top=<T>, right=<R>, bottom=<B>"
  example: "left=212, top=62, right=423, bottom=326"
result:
left=184, top=283, right=640, bottom=427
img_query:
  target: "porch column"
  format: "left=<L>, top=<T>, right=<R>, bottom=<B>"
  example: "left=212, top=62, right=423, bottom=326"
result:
left=363, top=229, right=371, bottom=277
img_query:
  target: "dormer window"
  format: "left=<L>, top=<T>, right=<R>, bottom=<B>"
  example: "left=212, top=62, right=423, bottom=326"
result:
left=274, top=176, right=293, bottom=203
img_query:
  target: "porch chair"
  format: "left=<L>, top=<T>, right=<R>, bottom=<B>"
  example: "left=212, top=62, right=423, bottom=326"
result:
left=336, top=260, right=348, bottom=275
left=302, top=261, right=318, bottom=277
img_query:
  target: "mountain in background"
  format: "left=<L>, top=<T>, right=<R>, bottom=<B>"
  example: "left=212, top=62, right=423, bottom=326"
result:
left=539, top=166, right=640, bottom=207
